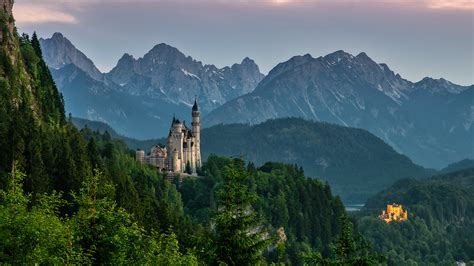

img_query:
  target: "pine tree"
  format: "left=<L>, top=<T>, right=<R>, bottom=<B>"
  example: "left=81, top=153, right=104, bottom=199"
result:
left=31, top=32, right=42, bottom=58
left=211, top=158, right=269, bottom=265
left=301, top=213, right=383, bottom=265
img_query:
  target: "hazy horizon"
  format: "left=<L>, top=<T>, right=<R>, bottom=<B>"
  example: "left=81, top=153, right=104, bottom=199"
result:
left=14, top=0, right=474, bottom=85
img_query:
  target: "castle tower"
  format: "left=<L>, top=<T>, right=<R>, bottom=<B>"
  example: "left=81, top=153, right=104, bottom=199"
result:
left=172, top=148, right=180, bottom=172
left=191, top=99, right=201, bottom=169
left=135, top=149, right=145, bottom=164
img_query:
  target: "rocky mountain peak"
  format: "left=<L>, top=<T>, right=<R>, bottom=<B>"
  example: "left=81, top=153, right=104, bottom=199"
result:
left=240, top=57, right=257, bottom=66
left=51, top=32, right=65, bottom=40
left=145, top=43, right=185, bottom=60
left=116, top=53, right=135, bottom=65
left=40, top=33, right=103, bottom=81
left=264, top=53, right=314, bottom=82
left=324, top=50, right=353, bottom=62
left=413, top=77, right=468, bottom=95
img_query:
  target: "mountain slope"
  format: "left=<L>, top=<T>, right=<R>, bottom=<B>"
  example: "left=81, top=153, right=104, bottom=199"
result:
left=39, top=33, right=103, bottom=81
left=50, top=63, right=192, bottom=138
left=39, top=33, right=264, bottom=138
left=204, top=51, right=473, bottom=168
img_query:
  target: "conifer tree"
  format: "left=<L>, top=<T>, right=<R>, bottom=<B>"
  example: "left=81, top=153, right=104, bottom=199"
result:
left=31, top=32, right=42, bottom=58
left=211, top=158, right=269, bottom=265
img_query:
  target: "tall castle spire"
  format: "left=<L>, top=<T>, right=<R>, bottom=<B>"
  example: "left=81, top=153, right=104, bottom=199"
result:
left=192, top=98, right=201, bottom=169
left=192, top=98, right=199, bottom=112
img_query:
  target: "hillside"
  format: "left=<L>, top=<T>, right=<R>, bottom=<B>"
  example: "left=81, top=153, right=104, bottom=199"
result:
left=204, top=51, right=474, bottom=169
left=0, top=2, right=195, bottom=263
left=200, top=118, right=431, bottom=201
left=71, top=117, right=161, bottom=149
left=357, top=168, right=474, bottom=264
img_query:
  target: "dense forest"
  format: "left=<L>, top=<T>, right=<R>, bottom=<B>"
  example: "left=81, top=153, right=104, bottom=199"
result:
left=179, top=156, right=348, bottom=264
left=0, top=3, right=383, bottom=263
left=356, top=168, right=474, bottom=265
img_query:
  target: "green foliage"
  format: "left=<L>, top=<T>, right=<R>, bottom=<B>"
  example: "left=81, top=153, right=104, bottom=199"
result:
left=300, top=214, right=383, bottom=265
left=210, top=158, right=270, bottom=265
left=179, top=156, right=347, bottom=264
left=0, top=163, right=70, bottom=264
left=0, top=166, right=197, bottom=265
left=357, top=168, right=474, bottom=265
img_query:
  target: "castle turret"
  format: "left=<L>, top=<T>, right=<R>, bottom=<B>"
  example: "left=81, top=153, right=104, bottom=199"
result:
left=172, top=148, right=180, bottom=172
left=135, top=149, right=145, bottom=164
left=191, top=99, right=201, bottom=168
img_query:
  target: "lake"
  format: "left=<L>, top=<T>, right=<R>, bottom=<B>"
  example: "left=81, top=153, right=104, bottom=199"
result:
left=344, top=203, right=365, bottom=212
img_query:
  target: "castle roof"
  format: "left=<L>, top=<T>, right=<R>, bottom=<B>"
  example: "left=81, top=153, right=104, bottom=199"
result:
left=192, top=99, right=199, bottom=111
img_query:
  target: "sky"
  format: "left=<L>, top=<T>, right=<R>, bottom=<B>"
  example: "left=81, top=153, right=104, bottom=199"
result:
left=13, top=0, right=474, bottom=85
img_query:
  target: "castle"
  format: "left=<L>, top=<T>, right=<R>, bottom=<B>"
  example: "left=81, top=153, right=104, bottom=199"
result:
left=135, top=100, right=202, bottom=175
left=379, top=203, right=408, bottom=223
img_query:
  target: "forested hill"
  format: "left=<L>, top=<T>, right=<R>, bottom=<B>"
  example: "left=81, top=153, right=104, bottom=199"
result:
left=357, top=168, right=474, bottom=264
left=200, top=118, right=431, bottom=201
left=0, top=0, right=68, bottom=184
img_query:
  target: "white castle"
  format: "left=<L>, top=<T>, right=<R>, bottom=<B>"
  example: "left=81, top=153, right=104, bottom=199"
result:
left=135, top=100, right=202, bottom=175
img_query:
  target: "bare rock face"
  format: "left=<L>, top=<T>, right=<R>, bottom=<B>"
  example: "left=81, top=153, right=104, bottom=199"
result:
left=40, top=33, right=103, bottom=81
left=0, top=0, right=16, bottom=54
left=106, top=43, right=264, bottom=113
left=1, top=0, right=13, bottom=17
left=205, top=50, right=473, bottom=168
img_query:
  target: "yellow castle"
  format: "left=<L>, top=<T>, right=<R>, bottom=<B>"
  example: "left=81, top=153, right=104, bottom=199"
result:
left=379, top=203, right=408, bottom=223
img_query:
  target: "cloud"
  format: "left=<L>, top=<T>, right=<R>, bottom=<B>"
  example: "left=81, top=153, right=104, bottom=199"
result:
left=13, top=4, right=77, bottom=25
left=425, top=0, right=474, bottom=10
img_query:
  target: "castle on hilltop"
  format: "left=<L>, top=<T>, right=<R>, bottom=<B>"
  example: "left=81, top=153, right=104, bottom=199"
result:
left=135, top=100, right=202, bottom=175
left=379, top=203, right=408, bottom=223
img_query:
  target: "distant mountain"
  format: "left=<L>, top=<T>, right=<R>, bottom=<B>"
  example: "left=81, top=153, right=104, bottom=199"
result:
left=440, top=159, right=474, bottom=174
left=107, top=45, right=264, bottom=113
left=73, top=117, right=431, bottom=201
left=40, top=33, right=264, bottom=138
left=40, top=33, right=103, bottom=81
left=204, top=51, right=474, bottom=168
left=71, top=117, right=162, bottom=151
left=51, top=63, right=192, bottom=138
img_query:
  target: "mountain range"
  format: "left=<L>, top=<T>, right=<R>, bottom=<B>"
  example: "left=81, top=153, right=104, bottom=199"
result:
left=40, top=33, right=473, bottom=168
left=40, top=33, right=264, bottom=138
left=205, top=51, right=474, bottom=168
